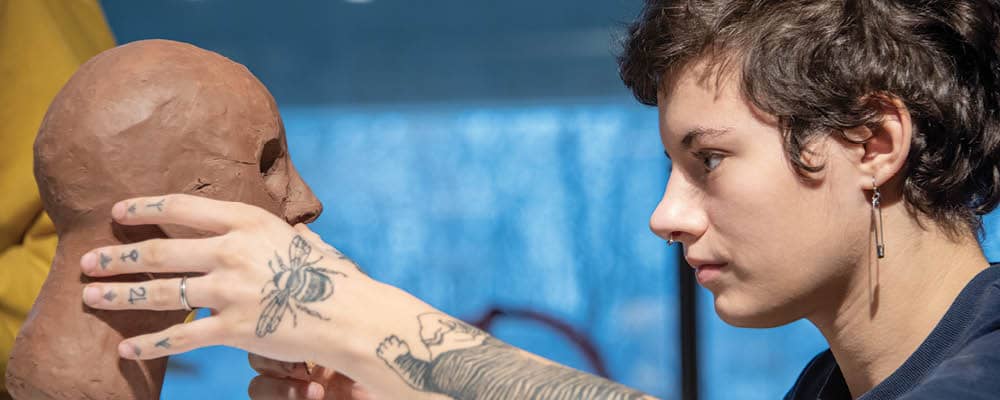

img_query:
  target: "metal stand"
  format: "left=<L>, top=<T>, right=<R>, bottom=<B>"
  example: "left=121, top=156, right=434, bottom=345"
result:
left=678, top=250, right=699, bottom=400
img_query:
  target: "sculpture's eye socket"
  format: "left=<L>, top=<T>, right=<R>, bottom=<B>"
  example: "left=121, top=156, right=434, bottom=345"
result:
left=259, top=138, right=283, bottom=176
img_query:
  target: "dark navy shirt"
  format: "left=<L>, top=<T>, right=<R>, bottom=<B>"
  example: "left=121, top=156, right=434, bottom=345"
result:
left=785, top=264, right=1000, bottom=399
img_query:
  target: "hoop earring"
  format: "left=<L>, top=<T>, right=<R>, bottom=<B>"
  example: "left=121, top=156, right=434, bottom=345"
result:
left=872, top=176, right=886, bottom=259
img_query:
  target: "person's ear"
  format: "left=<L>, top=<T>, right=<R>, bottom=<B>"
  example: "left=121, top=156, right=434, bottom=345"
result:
left=846, top=96, right=912, bottom=190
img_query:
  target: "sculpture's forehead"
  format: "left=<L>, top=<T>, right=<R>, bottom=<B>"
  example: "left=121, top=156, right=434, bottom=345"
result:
left=92, top=39, right=244, bottom=79
left=64, top=40, right=285, bottom=153
left=33, top=39, right=296, bottom=230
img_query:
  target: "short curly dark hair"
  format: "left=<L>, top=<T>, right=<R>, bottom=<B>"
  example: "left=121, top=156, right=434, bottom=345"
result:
left=619, top=0, right=1000, bottom=235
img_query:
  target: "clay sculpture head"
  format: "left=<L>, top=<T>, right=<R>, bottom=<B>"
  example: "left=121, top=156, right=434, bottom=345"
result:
left=6, top=39, right=322, bottom=399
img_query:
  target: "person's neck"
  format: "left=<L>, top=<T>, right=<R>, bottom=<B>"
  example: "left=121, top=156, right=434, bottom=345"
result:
left=808, top=210, right=990, bottom=399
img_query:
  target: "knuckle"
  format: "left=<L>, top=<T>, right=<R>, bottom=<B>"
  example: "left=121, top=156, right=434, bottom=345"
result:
left=152, top=283, right=173, bottom=308
left=199, top=318, right=224, bottom=340
left=170, top=329, right=191, bottom=350
left=209, top=278, right=244, bottom=306
left=216, top=247, right=249, bottom=269
left=143, top=240, right=164, bottom=267
left=214, top=235, right=247, bottom=266
left=213, top=284, right=234, bottom=305
left=242, top=205, right=280, bottom=231
left=164, top=193, right=187, bottom=210
left=191, top=277, right=216, bottom=304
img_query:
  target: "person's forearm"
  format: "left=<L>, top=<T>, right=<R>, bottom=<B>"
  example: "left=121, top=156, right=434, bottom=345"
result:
left=330, top=283, right=657, bottom=400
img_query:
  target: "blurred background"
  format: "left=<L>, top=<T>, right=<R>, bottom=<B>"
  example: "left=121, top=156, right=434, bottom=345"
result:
left=29, top=0, right=1000, bottom=399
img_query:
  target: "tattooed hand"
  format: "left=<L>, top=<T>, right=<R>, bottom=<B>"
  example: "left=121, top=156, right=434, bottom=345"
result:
left=78, top=194, right=377, bottom=365
left=80, top=194, right=657, bottom=400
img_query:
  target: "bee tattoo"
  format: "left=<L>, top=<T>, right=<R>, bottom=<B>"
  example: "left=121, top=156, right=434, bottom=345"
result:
left=255, top=235, right=346, bottom=337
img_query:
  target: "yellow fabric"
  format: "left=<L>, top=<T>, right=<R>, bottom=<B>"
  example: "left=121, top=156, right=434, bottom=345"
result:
left=0, top=0, right=116, bottom=393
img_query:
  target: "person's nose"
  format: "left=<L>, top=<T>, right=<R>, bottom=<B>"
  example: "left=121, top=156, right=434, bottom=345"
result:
left=649, top=169, right=708, bottom=245
left=283, top=162, right=323, bottom=225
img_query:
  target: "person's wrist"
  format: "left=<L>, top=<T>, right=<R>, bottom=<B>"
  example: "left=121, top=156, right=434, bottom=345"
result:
left=314, top=279, right=401, bottom=372
left=333, top=281, right=433, bottom=390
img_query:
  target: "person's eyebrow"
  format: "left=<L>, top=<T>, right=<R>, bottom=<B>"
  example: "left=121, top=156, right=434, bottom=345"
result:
left=681, top=126, right=732, bottom=149
left=663, top=126, right=733, bottom=160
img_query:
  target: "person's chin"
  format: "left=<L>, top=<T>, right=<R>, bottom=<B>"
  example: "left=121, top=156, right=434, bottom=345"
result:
left=712, top=291, right=798, bottom=328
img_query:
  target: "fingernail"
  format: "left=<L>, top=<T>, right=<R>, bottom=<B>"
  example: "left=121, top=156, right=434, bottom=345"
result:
left=83, top=286, right=102, bottom=305
left=118, top=341, right=132, bottom=359
left=306, top=382, right=324, bottom=399
left=80, top=252, right=97, bottom=272
left=111, top=201, right=127, bottom=220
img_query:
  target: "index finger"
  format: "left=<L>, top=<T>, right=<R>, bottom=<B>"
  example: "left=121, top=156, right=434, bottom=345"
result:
left=112, top=194, right=272, bottom=233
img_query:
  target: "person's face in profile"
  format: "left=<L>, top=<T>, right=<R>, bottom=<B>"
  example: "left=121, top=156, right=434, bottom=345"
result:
left=650, top=60, right=873, bottom=328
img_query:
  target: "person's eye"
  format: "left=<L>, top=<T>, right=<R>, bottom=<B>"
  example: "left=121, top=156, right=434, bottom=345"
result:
left=695, top=151, right=725, bottom=172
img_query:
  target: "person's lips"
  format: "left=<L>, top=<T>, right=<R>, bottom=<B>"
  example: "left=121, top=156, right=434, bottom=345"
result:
left=686, top=257, right=728, bottom=285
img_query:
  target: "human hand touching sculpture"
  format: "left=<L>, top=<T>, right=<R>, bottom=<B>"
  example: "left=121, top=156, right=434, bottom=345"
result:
left=73, top=194, right=652, bottom=400
left=4, top=39, right=326, bottom=399
left=74, top=194, right=379, bottom=364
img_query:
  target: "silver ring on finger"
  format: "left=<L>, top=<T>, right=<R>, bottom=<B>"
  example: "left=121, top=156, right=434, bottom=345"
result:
left=180, top=276, right=193, bottom=311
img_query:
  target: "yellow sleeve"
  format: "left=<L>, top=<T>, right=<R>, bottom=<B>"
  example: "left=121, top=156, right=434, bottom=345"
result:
left=0, top=213, right=58, bottom=389
left=0, top=0, right=116, bottom=394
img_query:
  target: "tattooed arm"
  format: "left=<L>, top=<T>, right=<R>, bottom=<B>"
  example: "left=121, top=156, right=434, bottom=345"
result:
left=336, top=285, right=657, bottom=400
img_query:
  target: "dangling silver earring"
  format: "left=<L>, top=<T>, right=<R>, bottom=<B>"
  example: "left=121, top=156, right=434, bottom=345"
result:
left=872, top=176, right=886, bottom=258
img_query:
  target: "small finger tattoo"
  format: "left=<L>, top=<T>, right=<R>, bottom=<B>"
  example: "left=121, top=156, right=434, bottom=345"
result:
left=99, top=253, right=112, bottom=270
left=146, top=199, right=165, bottom=212
left=127, top=203, right=137, bottom=215
left=128, top=287, right=147, bottom=304
left=155, top=338, right=171, bottom=349
left=103, top=290, right=117, bottom=302
left=120, top=249, right=139, bottom=263
left=133, top=344, right=142, bottom=357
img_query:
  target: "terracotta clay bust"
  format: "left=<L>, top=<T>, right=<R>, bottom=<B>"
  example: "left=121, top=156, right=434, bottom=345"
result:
left=5, top=39, right=322, bottom=399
